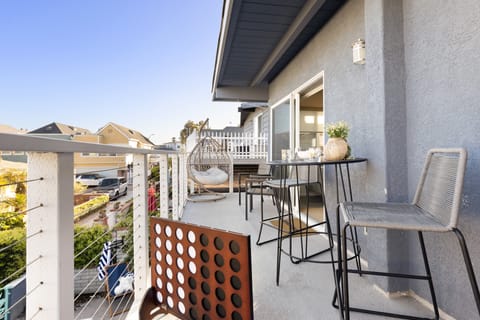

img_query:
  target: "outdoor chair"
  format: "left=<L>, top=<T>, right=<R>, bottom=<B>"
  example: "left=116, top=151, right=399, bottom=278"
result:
left=104, top=262, right=133, bottom=318
left=338, top=148, right=480, bottom=319
left=243, top=175, right=275, bottom=221
left=187, top=119, right=233, bottom=202
left=238, top=163, right=273, bottom=206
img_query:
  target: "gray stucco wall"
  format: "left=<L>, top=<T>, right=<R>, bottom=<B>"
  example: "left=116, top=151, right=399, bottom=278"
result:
left=266, top=0, right=480, bottom=318
left=268, top=0, right=375, bottom=197
left=403, top=1, right=480, bottom=319
left=269, top=0, right=393, bottom=291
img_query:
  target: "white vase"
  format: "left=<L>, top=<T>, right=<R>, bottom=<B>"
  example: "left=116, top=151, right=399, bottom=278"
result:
left=324, top=138, right=348, bottom=161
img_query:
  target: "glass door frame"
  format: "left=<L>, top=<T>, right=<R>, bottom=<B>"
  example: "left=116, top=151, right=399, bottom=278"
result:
left=269, top=71, right=324, bottom=161
left=269, top=95, right=295, bottom=161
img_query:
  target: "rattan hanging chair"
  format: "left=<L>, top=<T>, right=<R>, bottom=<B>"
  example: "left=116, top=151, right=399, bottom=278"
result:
left=187, top=131, right=232, bottom=202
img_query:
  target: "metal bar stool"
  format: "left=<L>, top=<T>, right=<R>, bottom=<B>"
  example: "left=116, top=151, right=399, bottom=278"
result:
left=337, top=148, right=480, bottom=319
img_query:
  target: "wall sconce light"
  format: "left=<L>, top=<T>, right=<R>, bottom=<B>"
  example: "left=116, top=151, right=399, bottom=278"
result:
left=352, top=39, right=365, bottom=64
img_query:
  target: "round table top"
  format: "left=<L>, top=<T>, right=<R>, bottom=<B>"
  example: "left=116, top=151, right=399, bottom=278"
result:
left=268, top=157, right=367, bottom=166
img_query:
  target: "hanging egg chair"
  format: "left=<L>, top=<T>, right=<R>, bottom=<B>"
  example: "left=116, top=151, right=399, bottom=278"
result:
left=187, top=135, right=232, bottom=202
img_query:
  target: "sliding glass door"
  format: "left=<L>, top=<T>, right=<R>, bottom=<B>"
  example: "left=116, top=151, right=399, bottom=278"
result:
left=270, top=72, right=324, bottom=161
left=271, top=98, right=292, bottom=160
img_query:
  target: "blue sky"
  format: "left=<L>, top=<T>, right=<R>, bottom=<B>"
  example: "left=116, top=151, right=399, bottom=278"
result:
left=0, top=1, right=239, bottom=144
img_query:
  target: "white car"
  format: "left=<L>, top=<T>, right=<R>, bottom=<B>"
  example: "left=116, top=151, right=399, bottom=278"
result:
left=96, top=177, right=128, bottom=200
left=75, top=173, right=105, bottom=187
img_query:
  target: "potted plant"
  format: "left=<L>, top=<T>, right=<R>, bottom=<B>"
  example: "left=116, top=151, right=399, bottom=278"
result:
left=324, top=121, right=350, bottom=160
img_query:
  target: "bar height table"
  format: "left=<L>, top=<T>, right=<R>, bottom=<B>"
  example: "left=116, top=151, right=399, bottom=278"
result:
left=264, top=157, right=367, bottom=287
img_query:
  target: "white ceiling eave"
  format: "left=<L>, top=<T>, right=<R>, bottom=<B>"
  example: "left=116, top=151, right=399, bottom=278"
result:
left=213, top=86, right=268, bottom=102
left=250, top=0, right=326, bottom=87
left=212, top=0, right=235, bottom=97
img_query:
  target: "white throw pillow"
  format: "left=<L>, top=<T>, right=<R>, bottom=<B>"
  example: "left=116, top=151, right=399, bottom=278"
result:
left=192, top=167, right=228, bottom=185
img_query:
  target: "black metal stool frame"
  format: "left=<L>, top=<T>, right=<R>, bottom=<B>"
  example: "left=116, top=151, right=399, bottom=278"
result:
left=336, top=149, right=480, bottom=320
left=264, top=158, right=367, bottom=287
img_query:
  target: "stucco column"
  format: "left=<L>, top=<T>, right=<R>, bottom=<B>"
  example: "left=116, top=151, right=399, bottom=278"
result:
left=364, top=0, right=409, bottom=292
left=26, top=152, right=74, bottom=320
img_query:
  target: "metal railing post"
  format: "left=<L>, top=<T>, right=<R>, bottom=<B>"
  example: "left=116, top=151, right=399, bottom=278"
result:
left=171, top=154, right=179, bottom=220
left=159, top=154, right=169, bottom=218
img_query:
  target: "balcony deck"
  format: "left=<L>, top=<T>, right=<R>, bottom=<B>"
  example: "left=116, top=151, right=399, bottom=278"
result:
left=75, top=193, right=440, bottom=320
left=178, top=193, right=435, bottom=320
left=0, top=132, right=444, bottom=319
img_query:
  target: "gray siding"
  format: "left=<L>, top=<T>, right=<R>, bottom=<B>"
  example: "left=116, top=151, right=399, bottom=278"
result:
left=269, top=0, right=386, bottom=288
left=242, top=108, right=264, bottom=135
left=243, top=108, right=269, bottom=139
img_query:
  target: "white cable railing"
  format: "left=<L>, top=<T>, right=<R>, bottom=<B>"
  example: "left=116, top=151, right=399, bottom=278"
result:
left=0, top=132, right=188, bottom=320
left=0, top=175, right=44, bottom=320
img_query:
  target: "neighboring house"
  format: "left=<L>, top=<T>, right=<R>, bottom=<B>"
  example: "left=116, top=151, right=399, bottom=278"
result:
left=201, top=126, right=243, bottom=136
left=76, top=122, right=155, bottom=178
left=28, top=122, right=92, bottom=137
left=189, top=106, right=269, bottom=165
left=0, top=124, right=27, bottom=134
left=157, top=140, right=182, bottom=152
left=212, top=0, right=480, bottom=318
left=238, top=102, right=268, bottom=139
left=27, top=122, right=155, bottom=178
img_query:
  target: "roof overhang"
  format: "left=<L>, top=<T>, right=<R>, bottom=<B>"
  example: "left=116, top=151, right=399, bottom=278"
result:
left=237, top=102, right=268, bottom=126
left=212, top=0, right=346, bottom=102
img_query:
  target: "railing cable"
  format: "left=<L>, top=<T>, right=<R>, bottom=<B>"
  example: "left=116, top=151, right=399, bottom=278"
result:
left=74, top=234, right=130, bottom=302
left=0, top=177, right=43, bottom=188
left=75, top=166, right=129, bottom=176
left=74, top=234, right=134, bottom=319
left=29, top=306, right=43, bottom=320
left=0, top=229, right=42, bottom=255
left=73, top=229, right=134, bottom=283
left=0, top=204, right=43, bottom=223
left=0, top=255, right=42, bottom=287
left=73, top=228, right=112, bottom=260
left=0, top=281, right=44, bottom=319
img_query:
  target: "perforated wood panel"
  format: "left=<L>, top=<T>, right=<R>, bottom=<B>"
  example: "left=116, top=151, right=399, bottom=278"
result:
left=149, top=217, right=253, bottom=320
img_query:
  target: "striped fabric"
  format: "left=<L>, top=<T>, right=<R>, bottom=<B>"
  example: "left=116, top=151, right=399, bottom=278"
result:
left=97, top=241, right=112, bottom=280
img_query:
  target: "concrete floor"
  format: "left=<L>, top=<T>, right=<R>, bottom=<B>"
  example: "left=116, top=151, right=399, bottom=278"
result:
left=178, top=193, right=439, bottom=320
left=76, top=192, right=443, bottom=320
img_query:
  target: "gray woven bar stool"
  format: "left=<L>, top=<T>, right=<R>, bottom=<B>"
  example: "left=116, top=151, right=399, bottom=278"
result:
left=338, top=148, right=480, bottom=319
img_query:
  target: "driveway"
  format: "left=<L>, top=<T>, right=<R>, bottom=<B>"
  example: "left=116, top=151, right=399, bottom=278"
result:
left=76, top=186, right=133, bottom=228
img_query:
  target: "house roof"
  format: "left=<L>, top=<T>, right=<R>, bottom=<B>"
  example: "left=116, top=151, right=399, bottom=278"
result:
left=238, top=102, right=267, bottom=126
left=202, top=127, right=244, bottom=135
left=0, top=124, right=27, bottom=134
left=98, top=122, right=155, bottom=146
left=212, top=0, right=346, bottom=102
left=28, top=122, right=92, bottom=135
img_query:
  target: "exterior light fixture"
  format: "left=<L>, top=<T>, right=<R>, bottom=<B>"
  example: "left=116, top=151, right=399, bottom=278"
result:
left=352, top=39, right=365, bottom=64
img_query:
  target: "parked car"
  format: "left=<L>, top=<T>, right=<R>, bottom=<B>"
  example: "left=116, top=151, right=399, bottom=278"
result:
left=96, top=177, right=128, bottom=200
left=75, top=173, right=105, bottom=187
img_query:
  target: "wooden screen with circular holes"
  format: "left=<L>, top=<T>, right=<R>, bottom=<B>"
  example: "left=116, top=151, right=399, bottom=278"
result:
left=149, top=217, right=253, bottom=320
